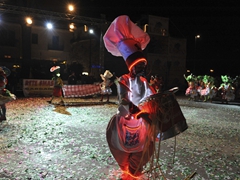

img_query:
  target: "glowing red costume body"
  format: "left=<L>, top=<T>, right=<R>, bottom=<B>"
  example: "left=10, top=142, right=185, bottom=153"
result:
left=106, top=73, right=154, bottom=177
left=103, top=15, right=154, bottom=178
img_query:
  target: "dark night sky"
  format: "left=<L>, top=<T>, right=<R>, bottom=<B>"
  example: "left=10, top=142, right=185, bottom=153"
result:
left=4, top=0, right=240, bottom=76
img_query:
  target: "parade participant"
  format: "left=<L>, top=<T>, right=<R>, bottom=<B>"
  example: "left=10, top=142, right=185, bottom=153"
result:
left=150, top=75, right=163, bottom=93
left=218, top=75, right=235, bottom=103
left=48, top=66, right=65, bottom=104
left=232, top=75, right=240, bottom=100
left=184, top=74, right=198, bottom=101
left=207, top=76, right=217, bottom=103
left=104, top=15, right=155, bottom=179
left=99, top=70, right=114, bottom=102
left=68, top=71, right=77, bottom=85
left=200, top=75, right=215, bottom=102
left=196, top=75, right=204, bottom=101
left=104, top=15, right=188, bottom=180
left=0, top=66, right=16, bottom=122
left=225, top=84, right=235, bottom=102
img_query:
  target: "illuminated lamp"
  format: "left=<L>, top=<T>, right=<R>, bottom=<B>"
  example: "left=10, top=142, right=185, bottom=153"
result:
left=68, top=4, right=74, bottom=12
left=46, top=23, right=53, bottom=29
left=26, top=17, right=32, bottom=25
left=69, top=23, right=75, bottom=32
left=82, top=72, right=88, bottom=76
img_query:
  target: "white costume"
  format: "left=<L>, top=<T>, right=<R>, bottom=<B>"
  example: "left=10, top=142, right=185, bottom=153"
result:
left=100, top=70, right=113, bottom=95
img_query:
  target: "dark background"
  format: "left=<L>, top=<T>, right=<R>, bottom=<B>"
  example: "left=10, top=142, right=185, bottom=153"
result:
left=3, top=0, right=240, bottom=77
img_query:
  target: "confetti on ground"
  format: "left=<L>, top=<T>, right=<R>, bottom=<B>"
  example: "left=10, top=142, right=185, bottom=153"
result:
left=0, top=96, right=239, bottom=179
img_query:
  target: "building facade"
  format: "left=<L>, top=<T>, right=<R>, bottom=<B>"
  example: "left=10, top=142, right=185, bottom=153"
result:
left=142, top=15, right=187, bottom=90
left=0, top=12, right=186, bottom=90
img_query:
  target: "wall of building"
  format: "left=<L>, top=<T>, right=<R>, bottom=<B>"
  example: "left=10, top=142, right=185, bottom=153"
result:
left=145, top=15, right=187, bottom=91
left=0, top=21, right=22, bottom=60
left=31, top=24, right=72, bottom=61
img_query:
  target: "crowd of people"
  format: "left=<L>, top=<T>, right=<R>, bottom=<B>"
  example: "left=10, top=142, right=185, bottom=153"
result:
left=184, top=74, right=239, bottom=103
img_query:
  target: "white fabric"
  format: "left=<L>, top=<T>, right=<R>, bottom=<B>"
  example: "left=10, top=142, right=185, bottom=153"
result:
left=118, top=74, right=153, bottom=107
left=103, top=15, right=150, bottom=59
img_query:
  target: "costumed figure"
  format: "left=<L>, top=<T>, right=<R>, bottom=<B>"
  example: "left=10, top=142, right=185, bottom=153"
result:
left=48, top=66, right=65, bottom=104
left=99, top=70, right=114, bottom=102
left=208, top=85, right=218, bottom=103
left=149, top=74, right=163, bottom=93
left=104, top=15, right=187, bottom=179
left=0, top=67, right=16, bottom=122
left=225, top=84, right=235, bottom=102
left=218, top=75, right=235, bottom=103
left=196, top=75, right=204, bottom=101
left=184, top=74, right=198, bottom=101
left=233, top=75, right=240, bottom=100
left=68, top=71, right=77, bottom=85
left=201, top=75, right=215, bottom=102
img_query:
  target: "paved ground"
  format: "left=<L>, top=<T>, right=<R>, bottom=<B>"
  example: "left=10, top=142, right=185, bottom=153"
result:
left=0, top=95, right=239, bottom=180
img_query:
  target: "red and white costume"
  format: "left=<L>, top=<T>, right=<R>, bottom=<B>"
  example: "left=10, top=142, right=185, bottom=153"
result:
left=0, top=67, right=16, bottom=121
left=104, top=15, right=154, bottom=179
left=185, top=81, right=198, bottom=100
left=99, top=70, right=113, bottom=102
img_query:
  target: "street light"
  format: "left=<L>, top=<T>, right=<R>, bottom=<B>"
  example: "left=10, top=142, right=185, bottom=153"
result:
left=25, top=17, right=32, bottom=25
left=68, top=4, right=74, bottom=12
left=46, top=22, right=53, bottom=30
left=194, top=34, right=200, bottom=74
left=69, top=23, right=75, bottom=32
left=66, top=4, right=75, bottom=21
left=89, top=29, right=94, bottom=75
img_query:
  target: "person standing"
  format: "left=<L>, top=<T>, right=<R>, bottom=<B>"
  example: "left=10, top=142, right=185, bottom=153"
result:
left=68, top=71, right=77, bottom=85
left=99, top=70, right=114, bottom=102
left=0, top=66, right=16, bottom=122
left=104, top=15, right=155, bottom=179
left=48, top=66, right=64, bottom=104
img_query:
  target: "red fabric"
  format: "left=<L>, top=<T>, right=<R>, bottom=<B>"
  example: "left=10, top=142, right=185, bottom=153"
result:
left=62, top=84, right=101, bottom=98
left=106, top=115, right=154, bottom=175
left=53, top=87, right=62, bottom=97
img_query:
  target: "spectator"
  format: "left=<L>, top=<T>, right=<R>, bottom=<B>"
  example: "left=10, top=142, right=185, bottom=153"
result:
left=68, top=71, right=77, bottom=85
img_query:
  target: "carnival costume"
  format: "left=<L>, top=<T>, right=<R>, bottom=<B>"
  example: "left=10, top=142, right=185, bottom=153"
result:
left=0, top=67, right=16, bottom=122
left=200, top=75, right=215, bottom=102
left=48, top=66, right=64, bottom=104
left=99, top=70, right=113, bottom=102
left=184, top=74, right=198, bottom=101
left=150, top=75, right=163, bottom=93
left=104, top=15, right=187, bottom=179
left=218, top=75, right=235, bottom=103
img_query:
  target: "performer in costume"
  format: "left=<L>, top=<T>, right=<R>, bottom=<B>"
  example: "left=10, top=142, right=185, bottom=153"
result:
left=99, top=70, right=114, bottom=102
left=218, top=75, right=235, bottom=103
left=104, top=15, right=155, bottom=179
left=225, top=83, right=235, bottom=102
left=149, top=74, right=163, bottom=93
left=207, top=76, right=217, bottom=103
left=196, top=75, right=204, bottom=101
left=200, top=75, right=215, bottom=102
left=48, top=66, right=65, bottom=104
left=233, top=75, right=240, bottom=100
left=184, top=74, right=198, bottom=101
left=0, top=67, right=16, bottom=122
